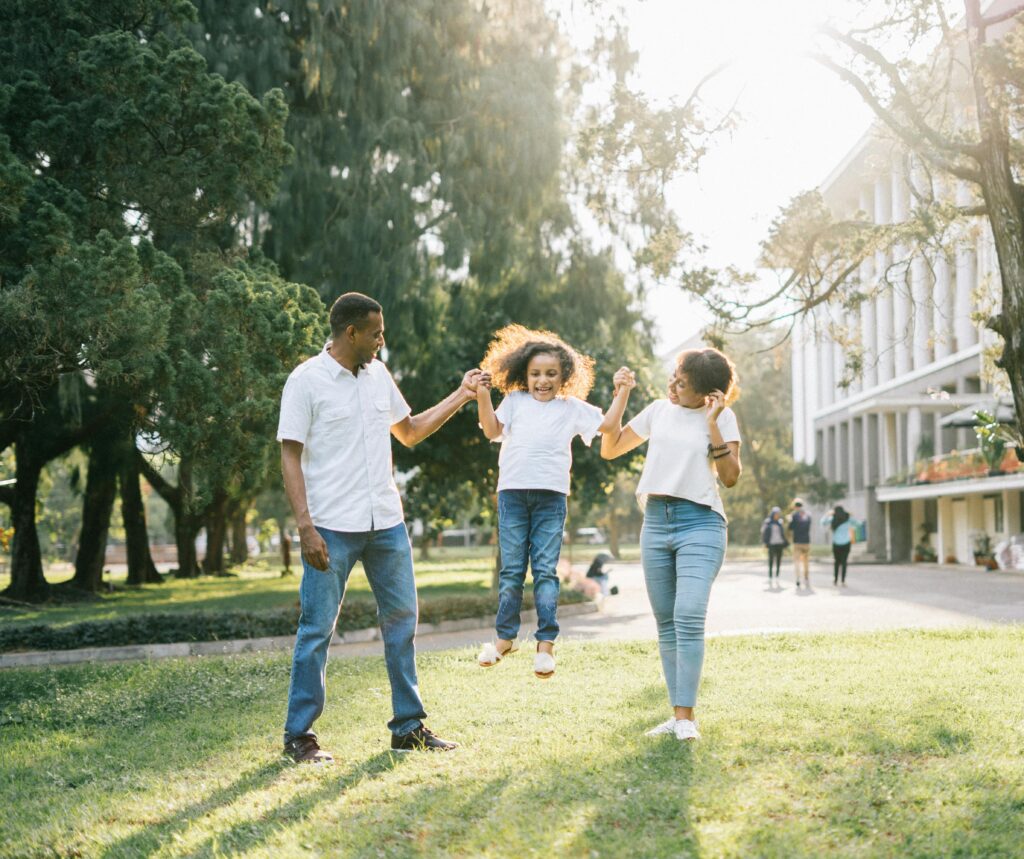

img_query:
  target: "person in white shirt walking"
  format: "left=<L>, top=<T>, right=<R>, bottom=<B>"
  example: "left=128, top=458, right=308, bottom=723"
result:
left=277, top=292, right=483, bottom=763
left=473, top=324, right=633, bottom=679
left=601, top=348, right=742, bottom=742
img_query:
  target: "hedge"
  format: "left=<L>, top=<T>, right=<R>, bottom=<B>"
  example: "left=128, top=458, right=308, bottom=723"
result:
left=0, top=590, right=586, bottom=654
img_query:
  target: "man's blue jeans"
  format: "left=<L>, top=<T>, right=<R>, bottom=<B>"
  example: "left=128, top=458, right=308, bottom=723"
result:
left=640, top=497, right=727, bottom=709
left=496, top=489, right=567, bottom=642
left=283, top=523, right=425, bottom=742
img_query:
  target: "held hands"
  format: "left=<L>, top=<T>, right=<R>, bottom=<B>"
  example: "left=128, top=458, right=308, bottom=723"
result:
left=613, top=366, right=636, bottom=396
left=459, top=369, right=489, bottom=401
left=704, top=389, right=726, bottom=422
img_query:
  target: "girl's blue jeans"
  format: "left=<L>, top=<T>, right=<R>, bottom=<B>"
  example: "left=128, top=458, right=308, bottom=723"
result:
left=640, top=496, right=727, bottom=709
left=283, top=523, right=426, bottom=742
left=495, top=489, right=567, bottom=642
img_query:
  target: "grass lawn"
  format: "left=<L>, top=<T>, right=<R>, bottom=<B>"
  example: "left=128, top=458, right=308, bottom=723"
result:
left=0, top=552, right=497, bottom=629
left=1, top=628, right=1022, bottom=858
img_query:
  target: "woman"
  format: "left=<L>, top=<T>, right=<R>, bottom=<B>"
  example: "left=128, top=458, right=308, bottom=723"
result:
left=602, top=348, right=741, bottom=742
left=760, top=506, right=788, bottom=586
left=821, top=505, right=859, bottom=586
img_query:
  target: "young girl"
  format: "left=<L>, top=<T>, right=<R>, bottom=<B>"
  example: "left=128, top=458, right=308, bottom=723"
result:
left=601, top=347, right=741, bottom=741
left=821, top=505, right=860, bottom=586
left=474, top=324, right=632, bottom=678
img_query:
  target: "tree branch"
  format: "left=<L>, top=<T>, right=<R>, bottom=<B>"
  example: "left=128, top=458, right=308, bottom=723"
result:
left=813, top=53, right=984, bottom=184
left=137, top=451, right=181, bottom=509
left=980, top=4, right=1024, bottom=28
left=821, top=25, right=983, bottom=160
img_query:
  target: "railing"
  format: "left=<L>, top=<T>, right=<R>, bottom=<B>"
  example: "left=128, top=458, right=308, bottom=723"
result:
left=885, top=447, right=1022, bottom=486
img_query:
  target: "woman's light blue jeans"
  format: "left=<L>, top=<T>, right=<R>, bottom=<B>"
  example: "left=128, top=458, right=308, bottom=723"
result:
left=496, top=489, right=567, bottom=642
left=641, top=497, right=727, bottom=709
left=283, top=523, right=426, bottom=742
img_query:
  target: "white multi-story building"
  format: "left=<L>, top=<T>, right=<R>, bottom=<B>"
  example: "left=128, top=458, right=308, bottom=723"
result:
left=792, top=125, right=1023, bottom=565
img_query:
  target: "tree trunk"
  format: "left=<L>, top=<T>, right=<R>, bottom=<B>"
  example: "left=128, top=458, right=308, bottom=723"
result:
left=70, top=434, right=119, bottom=592
left=966, top=3, right=1024, bottom=448
left=175, top=515, right=201, bottom=579
left=121, top=448, right=162, bottom=585
left=202, top=491, right=228, bottom=575
left=229, top=505, right=248, bottom=565
left=419, top=532, right=432, bottom=561
left=607, top=512, right=621, bottom=558
left=3, top=448, right=48, bottom=603
left=278, top=519, right=292, bottom=575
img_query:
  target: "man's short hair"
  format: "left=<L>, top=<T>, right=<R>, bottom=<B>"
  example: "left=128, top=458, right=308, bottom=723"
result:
left=330, top=292, right=382, bottom=337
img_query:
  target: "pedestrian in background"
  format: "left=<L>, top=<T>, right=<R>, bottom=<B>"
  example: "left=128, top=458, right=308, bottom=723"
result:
left=761, top=506, right=788, bottom=586
left=821, top=505, right=860, bottom=587
left=787, top=498, right=813, bottom=589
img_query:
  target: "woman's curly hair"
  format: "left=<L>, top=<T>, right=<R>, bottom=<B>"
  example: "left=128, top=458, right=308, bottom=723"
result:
left=481, top=324, right=595, bottom=400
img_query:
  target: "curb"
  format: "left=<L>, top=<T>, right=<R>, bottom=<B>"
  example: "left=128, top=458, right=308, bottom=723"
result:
left=0, top=601, right=600, bottom=670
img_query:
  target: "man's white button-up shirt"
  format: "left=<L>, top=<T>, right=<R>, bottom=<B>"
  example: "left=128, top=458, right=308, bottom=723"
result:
left=277, top=347, right=412, bottom=532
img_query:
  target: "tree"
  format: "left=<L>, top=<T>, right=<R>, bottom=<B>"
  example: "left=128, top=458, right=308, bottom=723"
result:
left=0, top=0, right=312, bottom=599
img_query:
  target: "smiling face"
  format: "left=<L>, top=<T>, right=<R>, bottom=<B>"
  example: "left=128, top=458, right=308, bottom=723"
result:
left=526, top=351, right=564, bottom=402
left=667, top=363, right=706, bottom=409
left=351, top=311, right=385, bottom=366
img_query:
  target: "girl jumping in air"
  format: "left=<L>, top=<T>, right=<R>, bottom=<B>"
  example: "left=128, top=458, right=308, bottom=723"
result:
left=474, top=324, right=633, bottom=679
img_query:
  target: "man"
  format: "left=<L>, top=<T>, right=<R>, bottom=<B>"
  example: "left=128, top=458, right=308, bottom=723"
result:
left=277, top=292, right=482, bottom=763
left=788, top=497, right=813, bottom=589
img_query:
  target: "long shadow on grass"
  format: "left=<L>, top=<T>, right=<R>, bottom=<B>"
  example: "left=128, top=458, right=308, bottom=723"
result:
left=283, top=684, right=726, bottom=858
left=98, top=752, right=404, bottom=859
left=175, top=751, right=407, bottom=858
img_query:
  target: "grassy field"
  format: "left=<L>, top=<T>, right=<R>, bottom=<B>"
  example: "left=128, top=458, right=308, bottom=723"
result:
left=0, top=552, right=498, bottom=629
left=1, top=627, right=1022, bottom=858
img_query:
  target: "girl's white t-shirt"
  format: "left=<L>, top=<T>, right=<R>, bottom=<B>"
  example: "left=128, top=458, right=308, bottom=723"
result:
left=493, top=391, right=604, bottom=494
left=628, top=399, right=741, bottom=521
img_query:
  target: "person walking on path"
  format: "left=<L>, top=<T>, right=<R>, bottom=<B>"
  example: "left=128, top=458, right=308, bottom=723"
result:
left=277, top=292, right=482, bottom=763
left=601, top=347, right=742, bottom=742
left=821, top=505, right=860, bottom=587
left=761, top=506, right=788, bottom=586
left=473, top=324, right=633, bottom=679
left=787, top=498, right=813, bottom=588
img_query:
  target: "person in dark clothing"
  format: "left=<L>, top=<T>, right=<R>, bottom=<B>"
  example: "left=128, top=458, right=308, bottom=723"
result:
left=787, top=498, right=813, bottom=588
left=586, top=552, right=615, bottom=596
left=821, top=505, right=860, bottom=586
left=760, top=506, right=788, bottom=585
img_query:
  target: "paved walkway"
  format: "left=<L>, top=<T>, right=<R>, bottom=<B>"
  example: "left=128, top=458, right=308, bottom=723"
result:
left=341, top=558, right=1024, bottom=657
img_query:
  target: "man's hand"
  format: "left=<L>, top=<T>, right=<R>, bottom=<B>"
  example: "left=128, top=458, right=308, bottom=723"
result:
left=459, top=368, right=485, bottom=401
left=299, top=524, right=330, bottom=572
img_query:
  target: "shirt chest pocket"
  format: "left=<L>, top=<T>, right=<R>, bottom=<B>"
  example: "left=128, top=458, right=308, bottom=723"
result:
left=319, top=404, right=357, bottom=435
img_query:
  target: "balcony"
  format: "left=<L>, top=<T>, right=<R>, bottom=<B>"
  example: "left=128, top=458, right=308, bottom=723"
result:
left=885, top=447, right=1022, bottom=487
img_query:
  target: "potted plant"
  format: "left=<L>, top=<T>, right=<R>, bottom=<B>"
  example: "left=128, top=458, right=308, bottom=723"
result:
left=913, top=523, right=938, bottom=562
left=975, top=410, right=1009, bottom=476
left=972, top=531, right=998, bottom=570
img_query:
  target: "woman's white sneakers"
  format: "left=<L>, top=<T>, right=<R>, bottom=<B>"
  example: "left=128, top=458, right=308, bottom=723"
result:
left=645, top=718, right=678, bottom=736
left=533, top=650, right=556, bottom=679
left=645, top=718, right=701, bottom=741
left=674, top=719, right=700, bottom=741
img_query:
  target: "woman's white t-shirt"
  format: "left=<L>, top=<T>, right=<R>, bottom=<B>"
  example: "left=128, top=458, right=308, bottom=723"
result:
left=628, top=399, right=741, bottom=521
left=493, top=391, right=604, bottom=494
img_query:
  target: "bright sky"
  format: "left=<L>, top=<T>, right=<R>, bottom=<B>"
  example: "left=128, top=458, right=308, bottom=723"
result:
left=554, top=0, right=878, bottom=353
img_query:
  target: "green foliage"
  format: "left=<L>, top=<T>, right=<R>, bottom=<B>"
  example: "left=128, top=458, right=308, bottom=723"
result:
left=0, top=590, right=584, bottom=653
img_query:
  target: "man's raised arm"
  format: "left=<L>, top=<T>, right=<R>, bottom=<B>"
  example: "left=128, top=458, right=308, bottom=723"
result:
left=390, top=369, right=485, bottom=448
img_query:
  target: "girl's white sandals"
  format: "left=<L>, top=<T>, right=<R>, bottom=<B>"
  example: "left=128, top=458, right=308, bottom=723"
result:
left=673, top=719, right=701, bottom=741
left=533, top=648, right=555, bottom=679
left=477, top=640, right=517, bottom=667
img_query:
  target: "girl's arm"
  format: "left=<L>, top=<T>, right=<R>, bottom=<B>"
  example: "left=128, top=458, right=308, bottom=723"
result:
left=476, top=379, right=504, bottom=441
left=705, top=390, right=742, bottom=488
left=600, top=367, right=644, bottom=459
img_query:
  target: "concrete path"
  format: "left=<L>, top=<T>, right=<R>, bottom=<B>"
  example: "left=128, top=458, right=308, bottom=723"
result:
left=362, top=558, right=1024, bottom=657
left=4, top=559, right=1021, bottom=668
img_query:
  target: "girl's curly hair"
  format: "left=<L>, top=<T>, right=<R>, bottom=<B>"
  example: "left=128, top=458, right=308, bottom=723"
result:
left=481, top=324, right=595, bottom=400
left=677, top=348, right=741, bottom=405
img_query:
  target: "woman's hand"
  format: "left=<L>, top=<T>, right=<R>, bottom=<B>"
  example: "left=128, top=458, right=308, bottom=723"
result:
left=705, top=389, right=726, bottom=422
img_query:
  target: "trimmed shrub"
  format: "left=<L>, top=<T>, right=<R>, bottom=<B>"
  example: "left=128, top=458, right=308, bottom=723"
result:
left=0, top=590, right=586, bottom=653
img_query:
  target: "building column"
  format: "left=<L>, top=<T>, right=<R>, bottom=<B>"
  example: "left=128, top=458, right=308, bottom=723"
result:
left=891, top=167, right=913, bottom=376
left=954, top=180, right=979, bottom=352
left=792, top=315, right=807, bottom=461
left=859, top=186, right=878, bottom=388
left=911, top=255, right=932, bottom=369
left=933, top=253, right=953, bottom=361
left=906, top=407, right=922, bottom=470
left=875, top=174, right=895, bottom=383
